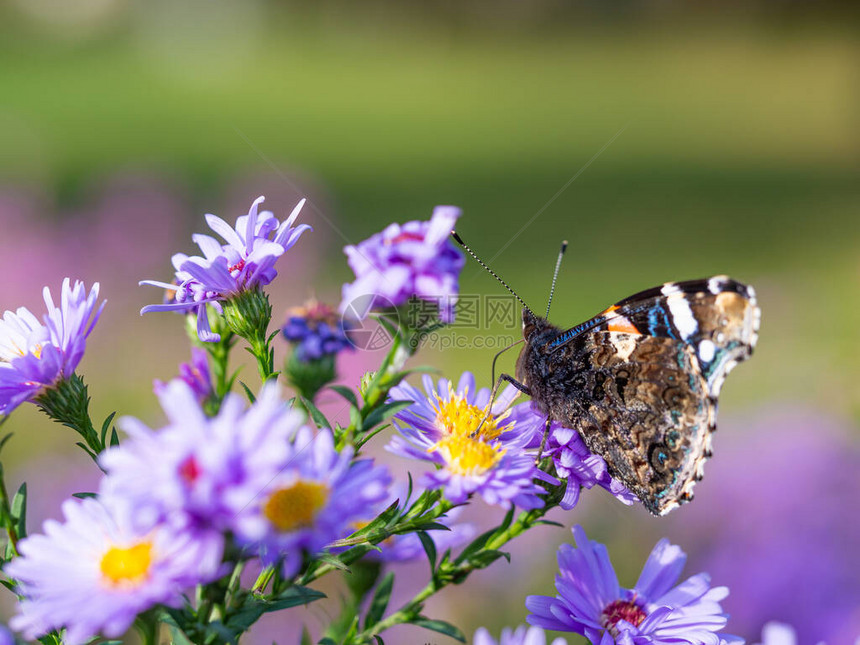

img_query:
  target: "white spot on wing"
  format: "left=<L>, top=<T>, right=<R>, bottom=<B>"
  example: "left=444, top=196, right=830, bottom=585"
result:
left=708, top=275, right=729, bottom=295
left=698, top=339, right=716, bottom=363
left=666, top=294, right=698, bottom=340
left=661, top=282, right=681, bottom=296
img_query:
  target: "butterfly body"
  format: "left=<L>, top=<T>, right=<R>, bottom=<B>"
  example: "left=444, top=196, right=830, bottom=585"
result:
left=516, top=276, right=760, bottom=516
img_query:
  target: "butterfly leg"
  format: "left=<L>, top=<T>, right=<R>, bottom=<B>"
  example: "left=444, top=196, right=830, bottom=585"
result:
left=536, top=418, right=552, bottom=465
left=474, top=373, right=531, bottom=437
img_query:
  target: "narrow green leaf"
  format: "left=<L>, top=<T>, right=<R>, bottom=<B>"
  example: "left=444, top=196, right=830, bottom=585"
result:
left=413, top=617, right=466, bottom=642
left=349, top=405, right=364, bottom=432
left=363, top=400, right=413, bottom=430
left=534, top=519, right=564, bottom=528
left=301, top=627, right=313, bottom=645
left=71, top=492, right=97, bottom=499
left=409, top=522, right=450, bottom=533
left=318, top=638, right=338, bottom=645
left=364, top=571, right=394, bottom=630
left=315, top=552, right=351, bottom=572
left=100, top=411, right=117, bottom=444
left=11, top=483, right=26, bottom=539
left=329, top=385, right=358, bottom=408
left=300, top=397, right=331, bottom=430
left=0, top=433, right=14, bottom=454
left=454, top=527, right=496, bottom=564
left=110, top=427, right=120, bottom=447
left=416, top=531, right=437, bottom=574
left=226, top=586, right=326, bottom=629
left=373, top=636, right=386, bottom=645
left=238, top=380, right=257, bottom=403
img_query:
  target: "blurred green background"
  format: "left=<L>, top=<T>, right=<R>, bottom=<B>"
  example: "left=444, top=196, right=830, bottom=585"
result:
left=0, top=1, right=858, bottom=642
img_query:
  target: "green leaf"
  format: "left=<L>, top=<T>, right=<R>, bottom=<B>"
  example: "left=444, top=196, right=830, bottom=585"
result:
left=409, top=521, right=450, bottom=533
left=353, top=423, right=390, bottom=450
left=110, top=427, right=120, bottom=447
left=373, top=637, right=386, bottom=645
left=301, top=627, right=313, bottom=645
left=239, top=381, right=257, bottom=403
left=363, top=401, right=413, bottom=431
left=348, top=405, right=364, bottom=432
left=159, top=616, right=195, bottom=645
left=300, top=397, right=332, bottom=430
left=416, top=531, right=437, bottom=574
left=315, top=552, right=351, bottom=572
left=11, top=482, right=26, bottom=539
left=413, top=617, right=466, bottom=642
left=364, top=571, right=394, bottom=629
left=329, top=385, right=358, bottom=408
left=465, top=549, right=510, bottom=568
left=100, top=411, right=117, bottom=445
left=318, top=639, right=338, bottom=645
left=454, top=527, right=496, bottom=564
left=71, top=492, right=97, bottom=499
left=534, top=519, right=564, bottom=528
left=226, top=585, right=326, bottom=630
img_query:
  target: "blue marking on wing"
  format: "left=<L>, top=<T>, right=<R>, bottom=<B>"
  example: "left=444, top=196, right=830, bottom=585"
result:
left=549, top=317, right=605, bottom=349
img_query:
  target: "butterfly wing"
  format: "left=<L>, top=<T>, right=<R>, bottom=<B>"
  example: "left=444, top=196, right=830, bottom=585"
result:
left=549, top=276, right=760, bottom=396
left=542, top=276, right=759, bottom=515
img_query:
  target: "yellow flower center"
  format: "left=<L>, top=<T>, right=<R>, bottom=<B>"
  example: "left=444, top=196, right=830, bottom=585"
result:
left=431, top=434, right=504, bottom=476
left=264, top=480, right=329, bottom=532
left=99, top=542, right=153, bottom=588
left=432, top=390, right=511, bottom=441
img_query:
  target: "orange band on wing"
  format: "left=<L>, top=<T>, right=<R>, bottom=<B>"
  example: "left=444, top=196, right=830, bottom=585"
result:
left=607, top=317, right=641, bottom=334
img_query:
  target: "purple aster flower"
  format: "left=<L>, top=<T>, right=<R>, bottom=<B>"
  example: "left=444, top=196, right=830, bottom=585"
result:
left=101, top=381, right=391, bottom=576
left=4, top=497, right=222, bottom=645
left=386, top=372, right=549, bottom=509
left=0, top=279, right=104, bottom=415
left=661, top=407, right=860, bottom=644
left=530, top=416, right=637, bottom=510
left=282, top=299, right=354, bottom=361
left=526, top=525, right=732, bottom=645
left=473, top=625, right=569, bottom=645
left=339, top=206, right=465, bottom=324
left=141, top=196, right=311, bottom=342
left=154, top=347, right=214, bottom=405
left=100, top=381, right=304, bottom=533
left=236, top=424, right=392, bottom=576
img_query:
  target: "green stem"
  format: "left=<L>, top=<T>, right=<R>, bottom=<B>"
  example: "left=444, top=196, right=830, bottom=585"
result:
left=250, top=335, right=277, bottom=383
left=358, top=504, right=550, bottom=642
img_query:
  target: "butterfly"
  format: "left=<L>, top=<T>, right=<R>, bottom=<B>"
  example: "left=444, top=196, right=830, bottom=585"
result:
left=452, top=233, right=760, bottom=516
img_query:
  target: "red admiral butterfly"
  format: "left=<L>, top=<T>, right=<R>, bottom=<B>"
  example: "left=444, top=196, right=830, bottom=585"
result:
left=452, top=232, right=760, bottom=516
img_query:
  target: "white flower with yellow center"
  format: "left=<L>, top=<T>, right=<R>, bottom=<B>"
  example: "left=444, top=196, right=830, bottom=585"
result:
left=4, top=497, right=222, bottom=645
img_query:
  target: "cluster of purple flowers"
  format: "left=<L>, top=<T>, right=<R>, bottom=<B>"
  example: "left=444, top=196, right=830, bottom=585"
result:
left=7, top=380, right=392, bottom=642
left=339, top=205, right=465, bottom=323
left=141, top=196, right=310, bottom=342
left=527, top=525, right=736, bottom=645
left=0, top=278, right=104, bottom=415
left=282, top=299, right=354, bottom=361
left=1, top=196, right=812, bottom=645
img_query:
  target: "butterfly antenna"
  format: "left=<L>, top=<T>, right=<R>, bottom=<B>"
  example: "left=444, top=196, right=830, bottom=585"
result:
left=545, top=240, right=568, bottom=318
left=451, top=231, right=533, bottom=315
